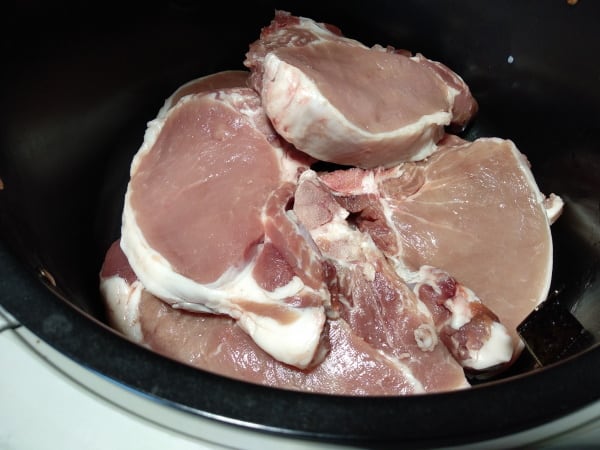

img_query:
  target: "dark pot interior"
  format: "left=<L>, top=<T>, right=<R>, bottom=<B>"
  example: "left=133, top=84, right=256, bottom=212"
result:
left=1, top=1, right=600, bottom=447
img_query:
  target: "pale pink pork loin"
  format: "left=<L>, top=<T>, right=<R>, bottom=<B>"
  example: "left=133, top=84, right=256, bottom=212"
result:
left=293, top=170, right=513, bottom=373
left=119, top=74, right=329, bottom=369
left=101, top=240, right=470, bottom=395
left=244, top=10, right=478, bottom=168
left=317, top=136, right=563, bottom=358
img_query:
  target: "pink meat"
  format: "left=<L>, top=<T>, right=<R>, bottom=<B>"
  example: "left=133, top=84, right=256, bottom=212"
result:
left=318, top=137, right=562, bottom=356
left=293, top=170, right=470, bottom=390
left=120, top=85, right=328, bottom=369
left=244, top=10, right=478, bottom=168
left=291, top=171, right=512, bottom=372
left=100, top=240, right=464, bottom=395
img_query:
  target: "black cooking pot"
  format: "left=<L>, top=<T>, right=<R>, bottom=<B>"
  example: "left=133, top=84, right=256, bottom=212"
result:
left=1, top=1, right=599, bottom=447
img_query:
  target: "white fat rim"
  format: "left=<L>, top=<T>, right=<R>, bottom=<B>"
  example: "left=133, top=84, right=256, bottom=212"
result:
left=100, top=276, right=144, bottom=343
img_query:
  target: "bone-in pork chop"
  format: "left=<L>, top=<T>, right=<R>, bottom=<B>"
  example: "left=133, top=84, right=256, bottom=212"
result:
left=293, top=170, right=511, bottom=376
left=101, top=240, right=468, bottom=395
left=244, top=10, right=478, bottom=168
left=318, top=137, right=563, bottom=355
left=120, top=85, right=328, bottom=368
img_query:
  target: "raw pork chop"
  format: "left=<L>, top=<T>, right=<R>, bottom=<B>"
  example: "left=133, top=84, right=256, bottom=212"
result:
left=318, top=137, right=563, bottom=355
left=294, top=170, right=511, bottom=374
left=120, top=85, right=328, bottom=368
left=101, top=240, right=469, bottom=395
left=244, top=10, right=478, bottom=168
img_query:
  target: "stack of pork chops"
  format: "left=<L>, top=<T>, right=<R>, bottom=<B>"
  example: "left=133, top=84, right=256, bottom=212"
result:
left=100, top=11, right=562, bottom=395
